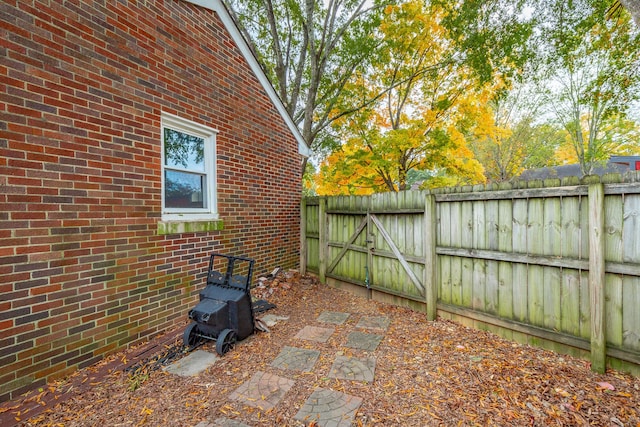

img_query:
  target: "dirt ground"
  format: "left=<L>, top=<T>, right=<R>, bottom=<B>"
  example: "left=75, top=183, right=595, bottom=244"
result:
left=4, top=272, right=640, bottom=426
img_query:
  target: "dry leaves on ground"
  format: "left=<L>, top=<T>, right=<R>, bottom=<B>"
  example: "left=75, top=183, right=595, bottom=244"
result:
left=12, top=272, right=640, bottom=426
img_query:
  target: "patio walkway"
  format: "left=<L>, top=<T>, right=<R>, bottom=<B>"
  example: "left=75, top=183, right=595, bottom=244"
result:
left=193, top=311, right=389, bottom=427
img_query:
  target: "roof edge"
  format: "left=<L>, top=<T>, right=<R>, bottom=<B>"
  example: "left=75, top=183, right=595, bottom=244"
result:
left=182, top=0, right=311, bottom=158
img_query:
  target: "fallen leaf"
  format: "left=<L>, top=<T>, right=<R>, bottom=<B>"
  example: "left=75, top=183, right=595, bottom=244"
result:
left=596, top=382, right=615, bottom=391
left=0, top=404, right=19, bottom=414
left=560, top=403, right=575, bottom=411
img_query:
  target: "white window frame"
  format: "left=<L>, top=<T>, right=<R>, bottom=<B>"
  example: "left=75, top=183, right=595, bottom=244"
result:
left=161, top=112, right=218, bottom=221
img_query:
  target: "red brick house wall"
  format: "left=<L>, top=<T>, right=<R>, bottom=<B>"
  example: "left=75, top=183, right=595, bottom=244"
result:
left=0, top=0, right=306, bottom=401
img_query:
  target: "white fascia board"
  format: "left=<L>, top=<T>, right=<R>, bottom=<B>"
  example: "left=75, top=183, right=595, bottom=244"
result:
left=182, top=0, right=311, bottom=158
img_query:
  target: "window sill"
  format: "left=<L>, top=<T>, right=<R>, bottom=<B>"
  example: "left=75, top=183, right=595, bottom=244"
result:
left=157, top=219, right=224, bottom=235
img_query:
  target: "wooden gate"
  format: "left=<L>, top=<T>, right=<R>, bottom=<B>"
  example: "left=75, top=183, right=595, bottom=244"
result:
left=301, top=192, right=436, bottom=317
left=325, top=211, right=425, bottom=298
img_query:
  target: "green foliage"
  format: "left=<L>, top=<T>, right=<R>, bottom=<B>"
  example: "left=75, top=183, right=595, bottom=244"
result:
left=227, top=0, right=391, bottom=154
left=433, top=0, right=536, bottom=84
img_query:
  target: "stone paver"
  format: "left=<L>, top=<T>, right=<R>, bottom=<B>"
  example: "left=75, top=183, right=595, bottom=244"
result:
left=194, top=417, right=251, bottom=427
left=211, top=418, right=251, bottom=427
left=345, top=331, right=383, bottom=351
left=294, top=325, right=335, bottom=343
left=258, top=314, right=289, bottom=328
left=328, top=355, right=376, bottom=383
left=294, top=387, right=363, bottom=427
left=271, top=346, right=321, bottom=372
left=356, top=315, right=390, bottom=331
left=163, top=350, right=218, bottom=377
left=317, top=311, right=350, bottom=325
left=229, top=371, right=295, bottom=410
left=195, top=419, right=250, bottom=427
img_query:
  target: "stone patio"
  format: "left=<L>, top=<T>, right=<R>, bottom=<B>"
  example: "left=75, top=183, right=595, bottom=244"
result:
left=171, top=311, right=385, bottom=426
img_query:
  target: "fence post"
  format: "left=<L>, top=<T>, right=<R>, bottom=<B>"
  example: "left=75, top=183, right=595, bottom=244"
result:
left=300, top=198, right=307, bottom=276
left=318, top=197, right=327, bottom=284
left=588, top=182, right=606, bottom=373
left=424, top=193, right=437, bottom=321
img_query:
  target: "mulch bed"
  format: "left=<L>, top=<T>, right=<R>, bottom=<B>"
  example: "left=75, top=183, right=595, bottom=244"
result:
left=3, top=272, right=639, bottom=426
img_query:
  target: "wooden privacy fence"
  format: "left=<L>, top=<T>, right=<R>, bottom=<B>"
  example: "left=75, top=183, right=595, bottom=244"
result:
left=300, top=174, right=640, bottom=374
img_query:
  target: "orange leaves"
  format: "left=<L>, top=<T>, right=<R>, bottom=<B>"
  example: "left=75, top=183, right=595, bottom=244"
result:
left=0, top=404, right=19, bottom=415
left=135, top=407, right=153, bottom=426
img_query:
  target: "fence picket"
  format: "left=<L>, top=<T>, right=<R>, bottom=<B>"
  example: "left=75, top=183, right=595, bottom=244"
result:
left=543, top=194, right=562, bottom=333
left=605, top=195, right=624, bottom=348
left=528, top=191, right=545, bottom=328
left=589, top=183, right=606, bottom=373
left=498, top=198, right=513, bottom=319
left=622, top=194, right=640, bottom=353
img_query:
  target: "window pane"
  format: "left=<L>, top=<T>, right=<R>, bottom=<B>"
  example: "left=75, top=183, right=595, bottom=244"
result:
left=165, top=170, right=205, bottom=209
left=164, top=128, right=205, bottom=171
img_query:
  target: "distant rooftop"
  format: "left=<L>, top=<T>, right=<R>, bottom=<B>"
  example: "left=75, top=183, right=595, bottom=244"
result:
left=518, top=155, right=640, bottom=181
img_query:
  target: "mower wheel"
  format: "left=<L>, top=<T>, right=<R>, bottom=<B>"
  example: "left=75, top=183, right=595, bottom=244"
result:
left=183, top=322, right=200, bottom=347
left=216, top=329, right=237, bottom=355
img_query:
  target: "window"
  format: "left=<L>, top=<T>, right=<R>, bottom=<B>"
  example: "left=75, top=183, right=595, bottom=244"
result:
left=161, top=112, right=218, bottom=222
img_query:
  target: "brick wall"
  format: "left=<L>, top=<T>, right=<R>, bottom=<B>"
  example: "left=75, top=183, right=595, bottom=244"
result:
left=0, top=0, right=303, bottom=401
